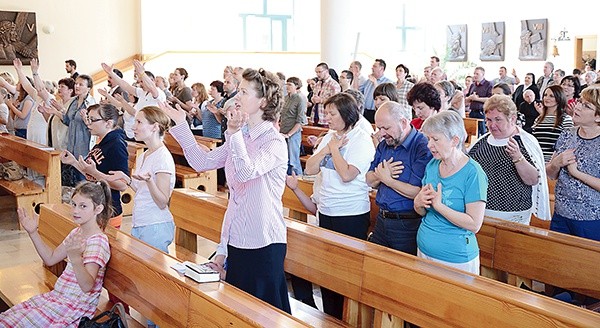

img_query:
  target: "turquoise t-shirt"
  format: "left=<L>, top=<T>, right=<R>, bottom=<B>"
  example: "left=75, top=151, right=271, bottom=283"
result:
left=417, top=158, right=488, bottom=263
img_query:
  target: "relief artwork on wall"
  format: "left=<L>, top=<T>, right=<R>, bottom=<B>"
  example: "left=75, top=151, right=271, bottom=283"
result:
left=447, top=24, right=467, bottom=62
left=519, top=19, right=547, bottom=61
left=0, top=11, right=38, bottom=65
left=480, top=22, right=504, bottom=61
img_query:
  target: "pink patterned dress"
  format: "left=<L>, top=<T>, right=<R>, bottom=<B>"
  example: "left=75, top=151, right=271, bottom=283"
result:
left=0, top=229, right=110, bottom=327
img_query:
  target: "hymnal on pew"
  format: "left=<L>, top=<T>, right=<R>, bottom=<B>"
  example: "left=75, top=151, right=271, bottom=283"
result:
left=183, top=261, right=220, bottom=283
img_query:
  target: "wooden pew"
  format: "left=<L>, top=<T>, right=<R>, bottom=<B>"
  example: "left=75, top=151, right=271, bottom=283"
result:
left=284, top=177, right=600, bottom=302
left=463, top=117, right=482, bottom=146
left=164, top=133, right=219, bottom=194
left=300, top=124, right=329, bottom=166
left=0, top=134, right=61, bottom=218
left=8, top=203, right=312, bottom=327
left=282, top=177, right=378, bottom=231
left=478, top=216, right=600, bottom=300
left=171, top=189, right=600, bottom=327
left=169, top=189, right=350, bottom=327
left=121, top=141, right=146, bottom=216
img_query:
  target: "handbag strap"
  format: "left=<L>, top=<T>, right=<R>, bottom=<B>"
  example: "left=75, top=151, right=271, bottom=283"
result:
left=110, top=303, right=129, bottom=328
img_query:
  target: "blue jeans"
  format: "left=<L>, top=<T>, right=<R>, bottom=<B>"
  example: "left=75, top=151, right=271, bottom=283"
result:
left=370, top=213, right=421, bottom=255
left=287, top=130, right=303, bottom=175
left=550, top=212, right=600, bottom=242
left=131, top=221, right=175, bottom=253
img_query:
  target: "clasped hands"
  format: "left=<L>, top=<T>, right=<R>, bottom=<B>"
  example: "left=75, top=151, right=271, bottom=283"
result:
left=415, top=183, right=443, bottom=210
left=374, top=157, right=404, bottom=184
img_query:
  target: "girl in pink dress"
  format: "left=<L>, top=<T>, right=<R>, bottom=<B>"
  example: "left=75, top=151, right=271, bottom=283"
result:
left=0, top=181, right=112, bottom=327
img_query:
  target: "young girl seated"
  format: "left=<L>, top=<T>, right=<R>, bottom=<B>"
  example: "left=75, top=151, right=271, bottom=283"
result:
left=0, top=181, right=112, bottom=327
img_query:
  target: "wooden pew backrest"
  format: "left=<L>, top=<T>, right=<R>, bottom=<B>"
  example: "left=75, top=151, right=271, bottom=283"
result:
left=39, top=203, right=310, bottom=327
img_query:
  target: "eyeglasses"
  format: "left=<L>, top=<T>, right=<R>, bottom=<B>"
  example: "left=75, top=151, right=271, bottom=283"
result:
left=575, top=99, right=596, bottom=111
left=88, top=117, right=105, bottom=123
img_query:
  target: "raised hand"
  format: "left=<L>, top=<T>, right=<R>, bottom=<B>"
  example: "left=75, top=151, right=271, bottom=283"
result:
left=106, top=170, right=128, bottom=182
left=30, top=58, right=39, bottom=73
left=13, top=58, right=23, bottom=71
left=79, top=108, right=90, bottom=125
left=100, top=62, right=113, bottom=75
left=133, top=60, right=145, bottom=76
left=60, top=150, right=77, bottom=165
left=158, top=100, right=186, bottom=125
left=17, top=207, right=38, bottom=234
left=77, top=156, right=96, bottom=174
left=226, top=107, right=248, bottom=134
left=64, top=231, right=85, bottom=261
left=97, top=88, right=109, bottom=98
left=534, top=101, right=544, bottom=115
left=505, top=136, right=523, bottom=162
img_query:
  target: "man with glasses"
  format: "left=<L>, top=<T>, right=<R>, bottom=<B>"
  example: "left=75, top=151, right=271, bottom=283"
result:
left=360, top=59, right=392, bottom=123
left=310, top=62, right=341, bottom=126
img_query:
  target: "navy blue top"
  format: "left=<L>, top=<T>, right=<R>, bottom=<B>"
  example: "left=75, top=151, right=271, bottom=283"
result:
left=86, top=128, right=130, bottom=216
left=369, top=128, right=432, bottom=212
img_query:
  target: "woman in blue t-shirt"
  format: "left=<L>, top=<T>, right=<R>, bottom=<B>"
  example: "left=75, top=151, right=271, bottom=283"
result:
left=414, top=111, right=488, bottom=274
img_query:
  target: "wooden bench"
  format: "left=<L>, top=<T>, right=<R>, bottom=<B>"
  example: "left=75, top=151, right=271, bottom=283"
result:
left=0, top=134, right=61, bottom=219
left=477, top=216, right=600, bottom=300
left=120, top=141, right=146, bottom=216
left=282, top=176, right=379, bottom=232
left=284, top=177, right=599, bottom=301
left=8, top=203, right=313, bottom=327
left=300, top=124, right=329, bottom=167
left=463, top=117, right=482, bottom=146
left=164, top=133, right=219, bottom=194
left=169, top=189, right=350, bottom=327
left=171, top=188, right=600, bottom=327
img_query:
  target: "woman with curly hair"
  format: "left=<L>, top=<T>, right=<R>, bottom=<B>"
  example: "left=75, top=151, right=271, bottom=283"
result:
left=164, top=68, right=291, bottom=313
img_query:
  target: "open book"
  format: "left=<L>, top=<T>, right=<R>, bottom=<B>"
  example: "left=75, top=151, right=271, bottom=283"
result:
left=183, top=261, right=220, bottom=283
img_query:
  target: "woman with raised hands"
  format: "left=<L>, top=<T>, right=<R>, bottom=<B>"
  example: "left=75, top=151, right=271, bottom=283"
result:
left=161, top=68, right=291, bottom=313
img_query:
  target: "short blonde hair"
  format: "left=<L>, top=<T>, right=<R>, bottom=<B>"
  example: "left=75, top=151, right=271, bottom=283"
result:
left=484, top=94, right=517, bottom=118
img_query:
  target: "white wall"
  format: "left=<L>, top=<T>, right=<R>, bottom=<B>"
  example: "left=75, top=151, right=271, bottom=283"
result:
left=1, top=0, right=599, bottom=93
left=0, top=0, right=141, bottom=82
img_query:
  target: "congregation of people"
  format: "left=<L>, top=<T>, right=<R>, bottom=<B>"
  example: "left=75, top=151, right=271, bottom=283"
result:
left=0, top=54, right=599, bottom=326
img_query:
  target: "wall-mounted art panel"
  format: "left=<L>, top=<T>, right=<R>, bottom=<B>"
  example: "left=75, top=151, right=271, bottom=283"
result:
left=519, top=19, right=547, bottom=61
left=447, top=24, right=467, bottom=62
left=480, top=22, right=504, bottom=61
left=0, top=11, right=38, bottom=65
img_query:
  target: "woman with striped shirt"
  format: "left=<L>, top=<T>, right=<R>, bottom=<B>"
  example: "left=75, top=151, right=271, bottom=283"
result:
left=532, top=85, right=573, bottom=162
left=165, top=68, right=290, bottom=313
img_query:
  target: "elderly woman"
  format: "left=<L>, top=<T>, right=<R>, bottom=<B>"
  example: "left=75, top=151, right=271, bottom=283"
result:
left=407, top=82, right=441, bottom=130
left=532, top=85, right=574, bottom=162
left=469, top=95, right=551, bottom=224
left=546, top=85, right=600, bottom=241
left=305, top=92, right=375, bottom=319
left=513, top=73, right=540, bottom=108
left=414, top=111, right=488, bottom=274
left=435, top=80, right=465, bottom=118
left=165, top=68, right=291, bottom=314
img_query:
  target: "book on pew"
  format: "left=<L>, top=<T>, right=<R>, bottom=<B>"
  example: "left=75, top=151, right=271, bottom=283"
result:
left=183, top=261, right=220, bottom=283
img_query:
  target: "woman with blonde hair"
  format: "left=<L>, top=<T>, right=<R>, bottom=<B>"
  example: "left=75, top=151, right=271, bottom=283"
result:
left=469, top=94, right=550, bottom=224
